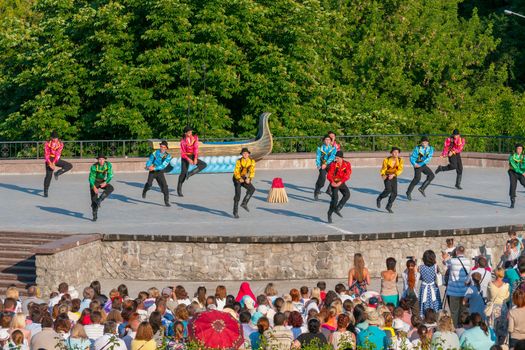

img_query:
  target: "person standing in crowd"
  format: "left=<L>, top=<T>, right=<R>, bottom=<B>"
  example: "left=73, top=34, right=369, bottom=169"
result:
left=508, top=143, right=525, bottom=208
left=419, top=250, right=442, bottom=317
left=509, top=288, right=525, bottom=348
left=381, top=257, right=399, bottom=307
left=406, top=136, right=434, bottom=200
left=43, top=131, right=73, bottom=197
left=232, top=148, right=256, bottom=219
left=443, top=245, right=471, bottom=327
left=89, top=152, right=114, bottom=222
left=435, top=129, right=466, bottom=190
left=177, top=126, right=207, bottom=197
left=463, top=272, right=486, bottom=319
left=142, top=141, right=172, bottom=207
left=505, top=256, right=525, bottom=301
left=348, top=253, right=370, bottom=296
left=326, top=151, right=351, bottom=223
left=402, top=258, right=420, bottom=299
left=263, top=313, right=293, bottom=350
left=377, top=147, right=404, bottom=213
left=328, top=131, right=341, bottom=151
left=487, top=267, right=509, bottom=344
left=314, top=135, right=337, bottom=200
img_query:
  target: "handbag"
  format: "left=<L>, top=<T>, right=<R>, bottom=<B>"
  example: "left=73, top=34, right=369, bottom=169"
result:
left=484, top=301, right=494, bottom=317
left=435, top=265, right=443, bottom=287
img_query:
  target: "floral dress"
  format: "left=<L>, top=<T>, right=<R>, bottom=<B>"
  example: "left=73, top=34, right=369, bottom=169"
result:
left=418, top=264, right=442, bottom=316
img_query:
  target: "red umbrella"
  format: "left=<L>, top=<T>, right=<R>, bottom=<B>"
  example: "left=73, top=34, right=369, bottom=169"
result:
left=188, top=310, right=244, bottom=349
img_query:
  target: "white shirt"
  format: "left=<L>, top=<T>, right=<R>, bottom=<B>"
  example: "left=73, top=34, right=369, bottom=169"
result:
left=94, top=334, right=127, bottom=350
left=84, top=324, right=104, bottom=341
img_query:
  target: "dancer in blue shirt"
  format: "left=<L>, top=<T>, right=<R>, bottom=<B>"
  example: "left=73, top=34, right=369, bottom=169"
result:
left=406, top=136, right=435, bottom=200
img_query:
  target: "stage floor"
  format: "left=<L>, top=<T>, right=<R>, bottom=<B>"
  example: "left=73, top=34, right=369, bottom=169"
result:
left=0, top=168, right=522, bottom=236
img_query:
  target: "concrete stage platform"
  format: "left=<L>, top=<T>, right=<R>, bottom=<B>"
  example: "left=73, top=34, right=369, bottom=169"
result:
left=0, top=167, right=522, bottom=237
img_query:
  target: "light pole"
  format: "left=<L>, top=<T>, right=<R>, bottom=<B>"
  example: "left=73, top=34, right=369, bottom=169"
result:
left=504, top=10, right=525, bottom=20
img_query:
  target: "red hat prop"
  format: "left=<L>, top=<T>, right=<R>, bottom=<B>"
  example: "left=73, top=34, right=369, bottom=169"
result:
left=267, top=177, right=288, bottom=203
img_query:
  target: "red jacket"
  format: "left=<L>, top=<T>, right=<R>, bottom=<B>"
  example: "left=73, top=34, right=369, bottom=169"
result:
left=327, top=160, right=352, bottom=184
left=180, top=135, right=200, bottom=161
left=44, top=140, right=63, bottom=164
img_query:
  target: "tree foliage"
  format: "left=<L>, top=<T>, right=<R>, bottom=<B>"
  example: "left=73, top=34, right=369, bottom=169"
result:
left=0, top=0, right=524, bottom=141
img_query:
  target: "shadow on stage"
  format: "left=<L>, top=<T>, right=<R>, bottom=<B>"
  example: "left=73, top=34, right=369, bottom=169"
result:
left=437, top=193, right=508, bottom=208
left=36, top=206, right=92, bottom=221
left=257, top=207, right=324, bottom=222
left=175, top=203, right=231, bottom=218
left=117, top=180, right=164, bottom=193
left=110, top=194, right=165, bottom=207
left=0, top=183, right=44, bottom=197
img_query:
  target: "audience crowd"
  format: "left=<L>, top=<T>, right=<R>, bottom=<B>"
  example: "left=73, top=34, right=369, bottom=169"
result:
left=2, top=233, right=525, bottom=349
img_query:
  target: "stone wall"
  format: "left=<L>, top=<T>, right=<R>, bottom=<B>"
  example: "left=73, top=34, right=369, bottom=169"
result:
left=35, top=238, right=103, bottom=295
left=98, top=232, right=509, bottom=281
left=34, top=228, right=518, bottom=294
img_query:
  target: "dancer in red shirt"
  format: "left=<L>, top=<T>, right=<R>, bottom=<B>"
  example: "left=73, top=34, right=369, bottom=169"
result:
left=177, top=126, right=207, bottom=197
left=326, top=151, right=352, bottom=224
left=43, top=131, right=73, bottom=197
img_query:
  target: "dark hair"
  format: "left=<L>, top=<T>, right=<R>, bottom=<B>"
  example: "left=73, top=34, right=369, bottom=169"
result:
left=196, top=286, right=207, bottom=305
left=256, top=295, right=267, bottom=306
left=422, top=250, right=436, bottom=266
left=103, top=320, right=117, bottom=334
left=30, top=308, right=43, bottom=323
left=257, top=317, right=270, bottom=334
left=459, top=310, right=471, bottom=326
left=274, top=312, right=286, bottom=326
left=90, top=281, right=102, bottom=296
left=423, top=308, right=437, bottom=324
left=324, top=291, right=338, bottom=307
left=353, top=304, right=366, bottom=324
left=386, top=257, right=396, bottom=271
left=288, top=311, right=303, bottom=328
left=470, top=313, right=488, bottom=335
left=307, top=318, right=321, bottom=333
left=239, top=311, right=251, bottom=324
left=273, top=297, right=285, bottom=311
left=54, top=315, right=71, bottom=333
left=41, top=315, right=54, bottom=328
left=335, top=284, right=346, bottom=294
left=322, top=135, right=331, bottom=141
left=337, top=314, right=350, bottom=330
left=300, top=286, right=309, bottom=295
left=149, top=311, right=162, bottom=334
left=117, top=284, right=129, bottom=298
left=316, top=281, right=326, bottom=291
left=518, top=256, right=525, bottom=274
left=91, top=311, right=102, bottom=324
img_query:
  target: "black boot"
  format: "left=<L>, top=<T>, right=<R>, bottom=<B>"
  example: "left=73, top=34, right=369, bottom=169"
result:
left=376, top=196, right=382, bottom=208
left=177, top=181, right=184, bottom=197
left=418, top=179, right=431, bottom=197
left=326, top=186, right=332, bottom=196
left=43, top=190, right=48, bottom=198
left=386, top=202, right=394, bottom=214
left=241, top=193, right=252, bottom=212
left=511, top=197, right=516, bottom=209
left=92, top=207, right=98, bottom=222
left=455, top=174, right=463, bottom=190
left=233, top=201, right=239, bottom=219
left=164, top=192, right=171, bottom=207
left=142, top=184, right=150, bottom=199
left=335, top=205, right=343, bottom=218
left=435, top=166, right=443, bottom=174
left=327, top=209, right=334, bottom=223
left=95, top=192, right=109, bottom=208
left=187, top=167, right=200, bottom=179
left=406, top=191, right=412, bottom=201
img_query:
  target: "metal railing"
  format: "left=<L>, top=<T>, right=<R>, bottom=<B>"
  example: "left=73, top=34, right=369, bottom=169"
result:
left=1, top=134, right=524, bottom=159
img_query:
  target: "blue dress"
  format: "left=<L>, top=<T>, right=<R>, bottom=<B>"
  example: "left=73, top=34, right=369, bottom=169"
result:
left=418, top=264, right=442, bottom=316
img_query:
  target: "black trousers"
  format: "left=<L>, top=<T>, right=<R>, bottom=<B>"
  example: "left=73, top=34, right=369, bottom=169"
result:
left=509, top=169, right=525, bottom=198
left=233, top=178, right=255, bottom=202
left=314, top=168, right=328, bottom=193
left=90, top=181, right=114, bottom=210
left=44, top=159, right=73, bottom=192
left=145, top=170, right=170, bottom=202
left=407, top=165, right=435, bottom=194
left=379, top=177, right=398, bottom=206
left=329, top=182, right=350, bottom=211
left=178, top=155, right=207, bottom=185
left=442, top=154, right=463, bottom=174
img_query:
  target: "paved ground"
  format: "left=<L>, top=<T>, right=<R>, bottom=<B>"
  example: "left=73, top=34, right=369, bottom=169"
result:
left=0, top=167, right=522, bottom=236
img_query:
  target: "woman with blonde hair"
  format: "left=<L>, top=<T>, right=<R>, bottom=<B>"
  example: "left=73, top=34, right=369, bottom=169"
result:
left=348, top=253, right=370, bottom=296
left=264, top=283, right=278, bottom=304
left=131, top=322, right=156, bottom=350
left=486, top=267, right=510, bottom=344
left=310, top=287, right=321, bottom=301
left=430, top=312, right=459, bottom=350
left=9, top=313, right=30, bottom=343
left=66, top=323, right=90, bottom=350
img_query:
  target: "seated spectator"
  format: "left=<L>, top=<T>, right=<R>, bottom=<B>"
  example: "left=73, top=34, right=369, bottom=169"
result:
left=84, top=311, right=104, bottom=341
left=330, top=314, right=356, bottom=350
left=356, top=310, right=387, bottom=349
left=66, top=324, right=90, bottom=350
left=93, top=321, right=126, bottom=350
left=431, top=313, right=459, bottom=350
left=250, top=317, right=269, bottom=350
left=30, top=315, right=61, bottom=350
left=294, top=318, right=327, bottom=348
left=131, top=322, right=156, bottom=350
left=263, top=313, right=293, bottom=350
